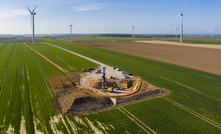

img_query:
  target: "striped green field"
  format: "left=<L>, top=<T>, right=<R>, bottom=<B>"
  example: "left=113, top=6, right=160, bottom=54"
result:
left=0, top=39, right=221, bottom=133
left=41, top=38, right=221, bottom=133
left=26, top=42, right=97, bottom=71
left=50, top=37, right=150, bottom=42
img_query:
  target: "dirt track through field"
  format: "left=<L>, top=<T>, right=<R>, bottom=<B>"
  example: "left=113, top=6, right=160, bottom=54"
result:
left=74, top=40, right=221, bottom=75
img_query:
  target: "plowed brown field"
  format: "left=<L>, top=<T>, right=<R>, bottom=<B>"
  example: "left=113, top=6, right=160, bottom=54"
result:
left=65, top=39, right=221, bottom=76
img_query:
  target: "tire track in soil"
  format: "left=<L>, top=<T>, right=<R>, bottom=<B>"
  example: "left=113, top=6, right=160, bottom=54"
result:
left=0, top=43, right=8, bottom=51
left=59, top=114, right=71, bottom=134
left=118, top=107, right=156, bottom=134
left=162, top=97, right=221, bottom=129
left=0, top=43, right=16, bottom=92
left=65, top=115, right=77, bottom=134
left=120, top=107, right=156, bottom=134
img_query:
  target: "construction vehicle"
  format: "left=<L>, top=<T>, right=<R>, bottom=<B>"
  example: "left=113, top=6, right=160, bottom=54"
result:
left=106, top=87, right=113, bottom=92
left=82, top=68, right=87, bottom=72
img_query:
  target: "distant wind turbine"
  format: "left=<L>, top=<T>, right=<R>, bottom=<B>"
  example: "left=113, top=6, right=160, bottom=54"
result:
left=27, top=5, right=38, bottom=44
left=132, top=26, right=134, bottom=38
left=209, top=24, right=214, bottom=39
left=174, top=24, right=178, bottom=38
left=178, top=4, right=186, bottom=42
left=69, top=23, right=73, bottom=37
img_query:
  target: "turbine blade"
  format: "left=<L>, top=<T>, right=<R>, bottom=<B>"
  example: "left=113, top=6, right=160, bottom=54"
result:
left=27, top=6, right=32, bottom=14
left=181, top=4, right=186, bottom=14
left=212, top=24, right=214, bottom=29
left=32, top=5, right=38, bottom=13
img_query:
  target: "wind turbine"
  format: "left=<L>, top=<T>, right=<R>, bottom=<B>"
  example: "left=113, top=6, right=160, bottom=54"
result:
left=209, top=24, right=214, bottom=39
left=174, top=24, right=178, bottom=38
left=69, top=23, right=73, bottom=37
left=178, top=4, right=186, bottom=42
left=27, top=5, right=38, bottom=44
left=132, top=26, right=134, bottom=38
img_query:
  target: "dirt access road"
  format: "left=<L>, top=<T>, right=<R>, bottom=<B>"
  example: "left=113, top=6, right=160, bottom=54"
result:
left=64, top=39, right=221, bottom=76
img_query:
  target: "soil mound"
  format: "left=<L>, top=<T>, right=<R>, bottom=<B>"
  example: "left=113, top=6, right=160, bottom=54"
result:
left=48, top=76, right=74, bottom=91
left=48, top=71, right=170, bottom=116
left=68, top=96, right=112, bottom=115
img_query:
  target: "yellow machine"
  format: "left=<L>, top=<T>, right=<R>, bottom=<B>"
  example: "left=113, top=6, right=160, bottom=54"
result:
left=82, top=68, right=87, bottom=72
left=106, top=87, right=113, bottom=92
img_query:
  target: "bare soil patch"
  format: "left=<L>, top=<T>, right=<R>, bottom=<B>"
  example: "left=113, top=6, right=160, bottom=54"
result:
left=72, top=40, right=221, bottom=75
left=49, top=71, right=170, bottom=116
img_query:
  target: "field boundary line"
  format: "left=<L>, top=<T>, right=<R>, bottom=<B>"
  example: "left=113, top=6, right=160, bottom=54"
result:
left=43, top=42, right=106, bottom=66
left=121, top=107, right=156, bottom=134
left=118, top=107, right=152, bottom=134
left=138, top=68, right=221, bottom=102
left=162, top=97, right=221, bottom=129
left=23, top=43, right=68, bottom=73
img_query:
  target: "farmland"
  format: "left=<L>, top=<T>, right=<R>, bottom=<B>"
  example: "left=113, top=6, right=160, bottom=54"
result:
left=0, top=38, right=221, bottom=133
left=65, top=38, right=221, bottom=75
left=64, top=37, right=150, bottom=42
left=153, top=37, right=221, bottom=45
left=43, top=38, right=221, bottom=133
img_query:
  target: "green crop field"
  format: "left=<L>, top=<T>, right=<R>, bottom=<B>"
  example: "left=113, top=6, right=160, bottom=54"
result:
left=154, top=37, right=221, bottom=45
left=26, top=42, right=97, bottom=71
left=40, top=38, right=221, bottom=133
left=0, top=39, right=221, bottom=133
left=66, top=37, right=150, bottom=42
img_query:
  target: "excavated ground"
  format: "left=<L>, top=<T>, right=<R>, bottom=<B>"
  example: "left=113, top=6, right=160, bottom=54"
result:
left=48, top=70, right=170, bottom=116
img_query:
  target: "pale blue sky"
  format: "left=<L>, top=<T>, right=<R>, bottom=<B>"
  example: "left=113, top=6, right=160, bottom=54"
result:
left=0, top=0, right=220, bottom=34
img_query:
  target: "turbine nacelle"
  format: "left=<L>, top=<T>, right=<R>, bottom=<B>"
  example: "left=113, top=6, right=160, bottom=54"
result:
left=27, top=5, right=38, bottom=15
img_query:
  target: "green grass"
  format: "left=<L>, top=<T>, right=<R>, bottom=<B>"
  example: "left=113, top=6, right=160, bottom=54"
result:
left=154, top=37, right=221, bottom=45
left=1, top=39, right=221, bottom=133
left=0, top=43, right=70, bottom=133
left=66, top=37, right=150, bottom=42
left=27, top=42, right=97, bottom=71
left=43, top=38, right=221, bottom=133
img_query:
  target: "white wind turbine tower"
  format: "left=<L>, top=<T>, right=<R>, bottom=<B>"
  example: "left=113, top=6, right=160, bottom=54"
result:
left=174, top=24, right=178, bottom=38
left=132, top=26, right=135, bottom=38
left=27, top=5, right=38, bottom=44
left=209, top=24, right=214, bottom=39
left=178, top=4, right=186, bottom=42
left=69, top=23, right=73, bottom=37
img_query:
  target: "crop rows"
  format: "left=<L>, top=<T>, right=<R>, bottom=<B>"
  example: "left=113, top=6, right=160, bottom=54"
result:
left=0, top=43, right=73, bottom=133
left=26, top=42, right=97, bottom=71
left=43, top=39, right=221, bottom=133
left=1, top=38, right=220, bottom=133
